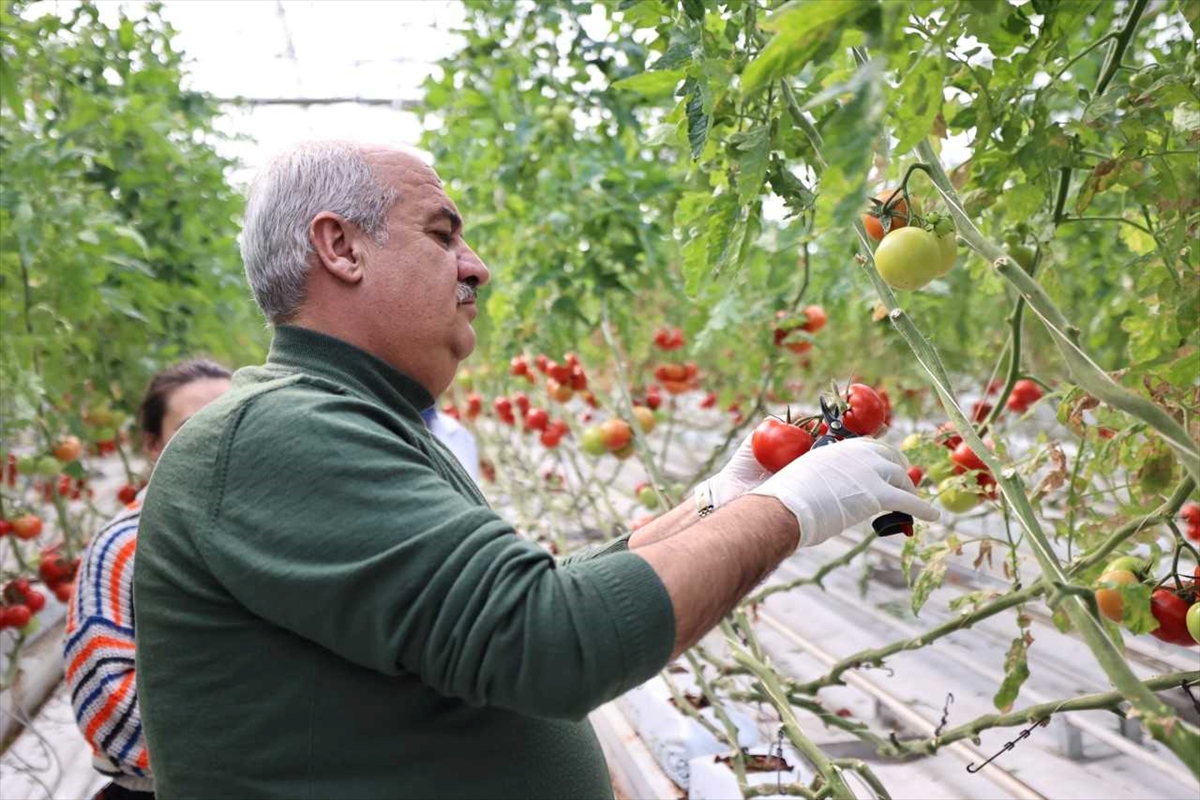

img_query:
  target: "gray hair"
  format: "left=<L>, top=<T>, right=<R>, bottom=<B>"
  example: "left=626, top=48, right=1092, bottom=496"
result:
left=240, top=141, right=399, bottom=324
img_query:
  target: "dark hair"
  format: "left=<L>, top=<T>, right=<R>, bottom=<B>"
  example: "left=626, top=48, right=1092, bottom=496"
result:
left=138, top=359, right=232, bottom=439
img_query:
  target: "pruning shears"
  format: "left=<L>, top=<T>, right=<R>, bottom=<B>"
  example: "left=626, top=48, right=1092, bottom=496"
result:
left=813, top=396, right=914, bottom=538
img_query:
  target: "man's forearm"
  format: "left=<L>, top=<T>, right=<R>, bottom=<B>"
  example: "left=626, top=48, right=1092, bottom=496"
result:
left=633, top=494, right=799, bottom=659
left=626, top=498, right=701, bottom=549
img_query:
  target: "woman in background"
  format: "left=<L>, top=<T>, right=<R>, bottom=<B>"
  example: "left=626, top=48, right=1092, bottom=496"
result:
left=65, top=359, right=232, bottom=800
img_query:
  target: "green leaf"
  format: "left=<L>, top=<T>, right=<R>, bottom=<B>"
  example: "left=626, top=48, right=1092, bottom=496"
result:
left=742, top=0, right=872, bottom=95
left=680, top=0, right=705, bottom=23
left=993, top=634, right=1030, bottom=712
left=731, top=125, right=771, bottom=204
left=612, top=69, right=686, bottom=99
left=1171, top=102, right=1200, bottom=134
left=684, top=78, right=710, bottom=160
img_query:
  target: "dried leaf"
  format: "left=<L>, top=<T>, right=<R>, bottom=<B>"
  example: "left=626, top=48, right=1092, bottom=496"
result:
left=1033, top=443, right=1069, bottom=498
left=974, top=539, right=994, bottom=569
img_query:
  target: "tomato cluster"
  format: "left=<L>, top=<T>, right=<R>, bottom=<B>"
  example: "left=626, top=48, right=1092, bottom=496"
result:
left=750, top=383, right=888, bottom=474
left=1094, top=558, right=1200, bottom=647
left=1181, top=502, right=1200, bottom=543
left=653, top=361, right=700, bottom=395
left=772, top=305, right=828, bottom=361
left=653, top=326, right=685, bottom=351
left=863, top=188, right=956, bottom=292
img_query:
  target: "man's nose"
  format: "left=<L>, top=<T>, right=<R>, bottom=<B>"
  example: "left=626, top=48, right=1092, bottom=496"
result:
left=458, top=244, right=490, bottom=288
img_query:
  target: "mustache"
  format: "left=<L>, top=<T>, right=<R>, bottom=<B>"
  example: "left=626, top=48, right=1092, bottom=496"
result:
left=456, top=282, right=478, bottom=304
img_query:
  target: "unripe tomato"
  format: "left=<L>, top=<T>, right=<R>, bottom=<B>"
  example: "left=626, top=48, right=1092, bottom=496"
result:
left=1094, top=569, right=1138, bottom=622
left=938, top=479, right=980, bottom=513
left=1104, top=556, right=1146, bottom=576
left=1188, top=603, right=1200, bottom=645
left=926, top=212, right=957, bottom=277
left=600, top=419, right=633, bottom=452
left=580, top=426, right=606, bottom=456
left=874, top=227, right=943, bottom=291
left=863, top=189, right=911, bottom=242
left=900, top=433, right=923, bottom=452
left=11, top=515, right=42, bottom=540
left=635, top=483, right=659, bottom=509
left=842, top=384, right=887, bottom=437
left=612, top=441, right=636, bottom=460
left=751, top=418, right=814, bottom=473
left=53, top=436, right=83, bottom=463
left=632, top=406, right=656, bottom=434
left=35, top=456, right=61, bottom=478
left=547, top=379, right=573, bottom=403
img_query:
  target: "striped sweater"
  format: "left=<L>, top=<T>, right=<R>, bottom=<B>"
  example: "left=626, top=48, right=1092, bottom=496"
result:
left=64, top=496, right=154, bottom=792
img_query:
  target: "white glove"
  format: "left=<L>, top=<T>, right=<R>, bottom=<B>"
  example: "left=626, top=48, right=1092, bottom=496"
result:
left=693, top=431, right=770, bottom=512
left=748, top=437, right=938, bottom=549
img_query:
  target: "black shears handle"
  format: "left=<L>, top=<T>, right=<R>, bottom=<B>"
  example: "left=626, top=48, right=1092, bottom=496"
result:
left=812, top=397, right=914, bottom=537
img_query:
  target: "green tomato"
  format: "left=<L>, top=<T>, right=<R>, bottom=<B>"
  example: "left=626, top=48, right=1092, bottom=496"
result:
left=1104, top=556, right=1145, bottom=576
left=17, top=455, right=39, bottom=475
left=926, top=213, right=957, bottom=278
left=637, top=485, right=659, bottom=509
left=874, top=227, right=943, bottom=291
left=938, top=478, right=980, bottom=513
left=1187, top=603, right=1200, bottom=645
left=580, top=426, right=607, bottom=456
left=901, top=433, right=923, bottom=452
left=36, top=456, right=61, bottom=478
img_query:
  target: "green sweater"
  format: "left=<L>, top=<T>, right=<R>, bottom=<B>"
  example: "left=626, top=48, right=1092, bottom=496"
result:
left=134, top=326, right=675, bottom=799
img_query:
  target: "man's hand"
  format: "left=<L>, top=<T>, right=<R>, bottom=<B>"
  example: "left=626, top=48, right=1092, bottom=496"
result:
left=749, top=437, right=938, bottom=549
left=693, top=430, right=769, bottom=512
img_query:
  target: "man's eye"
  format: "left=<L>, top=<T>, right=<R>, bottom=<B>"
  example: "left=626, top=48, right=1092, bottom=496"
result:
left=434, top=231, right=453, bottom=246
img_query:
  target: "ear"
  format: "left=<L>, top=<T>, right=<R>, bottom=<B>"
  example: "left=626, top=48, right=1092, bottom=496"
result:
left=309, top=212, right=366, bottom=285
left=143, top=433, right=163, bottom=463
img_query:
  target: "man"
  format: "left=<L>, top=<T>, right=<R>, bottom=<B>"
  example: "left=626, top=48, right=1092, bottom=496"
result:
left=134, top=141, right=935, bottom=799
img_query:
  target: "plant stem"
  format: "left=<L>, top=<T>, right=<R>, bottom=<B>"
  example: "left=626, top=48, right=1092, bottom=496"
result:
left=746, top=531, right=876, bottom=605
left=886, top=671, right=1198, bottom=757
left=1058, top=215, right=1154, bottom=235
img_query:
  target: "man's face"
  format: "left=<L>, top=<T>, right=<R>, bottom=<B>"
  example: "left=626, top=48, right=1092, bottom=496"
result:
left=357, top=150, right=490, bottom=395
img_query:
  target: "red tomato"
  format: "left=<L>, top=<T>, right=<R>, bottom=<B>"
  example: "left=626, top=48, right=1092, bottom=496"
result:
left=645, top=388, right=663, bottom=410
left=493, top=396, right=512, bottom=417
left=936, top=421, right=962, bottom=450
left=951, top=442, right=988, bottom=474
left=539, top=430, right=562, bottom=448
left=569, top=365, right=588, bottom=391
left=524, top=408, right=549, bottom=432
left=11, top=515, right=42, bottom=540
left=52, top=582, right=72, bottom=603
left=907, top=466, right=924, bottom=486
left=514, top=393, right=531, bottom=415
left=53, top=436, right=83, bottom=463
left=117, top=484, right=139, bottom=505
left=863, top=189, right=911, bottom=242
left=971, top=401, right=993, bottom=423
left=1007, top=380, right=1043, bottom=413
left=563, top=352, right=580, bottom=368
left=751, top=419, right=814, bottom=473
left=1181, top=503, right=1200, bottom=527
left=441, top=403, right=460, bottom=421
left=465, top=393, right=482, bottom=419
left=700, top=391, right=717, bottom=409
left=510, top=356, right=529, bottom=377
left=1150, top=589, right=1198, bottom=646
left=0, top=520, right=11, bottom=537
left=548, top=362, right=572, bottom=385
left=842, top=384, right=886, bottom=437
left=24, top=589, right=45, bottom=613
left=800, top=305, right=827, bottom=333
left=4, top=604, right=31, bottom=629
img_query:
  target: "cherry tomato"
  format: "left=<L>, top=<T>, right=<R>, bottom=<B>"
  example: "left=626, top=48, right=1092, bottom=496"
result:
left=0, top=520, right=11, bottom=537
left=951, top=442, right=988, bottom=474
left=24, top=589, right=45, bottom=613
left=632, top=406, right=656, bottom=434
left=53, top=436, right=83, bottom=463
left=580, top=427, right=606, bottom=456
left=936, top=422, right=962, bottom=450
left=1180, top=502, right=1200, bottom=527
left=700, top=391, right=717, bottom=409
left=938, top=479, right=980, bottom=513
left=907, top=466, right=924, bottom=487
left=751, top=418, right=814, bottom=473
left=635, top=483, right=659, bottom=509
left=510, top=356, right=529, bottom=377
left=926, top=213, right=957, bottom=277
left=1188, top=603, right=1200, bottom=645
left=569, top=365, right=588, bottom=391
left=600, top=419, right=633, bottom=452
left=539, top=429, right=562, bottom=449
left=464, top=393, right=482, bottom=420
left=1007, top=379, right=1043, bottom=414
left=875, top=227, right=943, bottom=291
left=4, top=605, right=31, bottom=629
left=1150, top=588, right=1197, bottom=646
left=842, top=384, right=887, bottom=437
left=970, top=401, right=992, bottom=423
left=800, top=305, right=827, bottom=333
left=863, top=189, right=911, bottom=242
left=117, top=484, right=139, bottom=505
left=1095, top=569, right=1138, bottom=622
left=547, top=380, right=573, bottom=403
left=524, top=408, right=549, bottom=432
left=11, top=515, right=42, bottom=540
left=513, top=393, right=531, bottom=415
